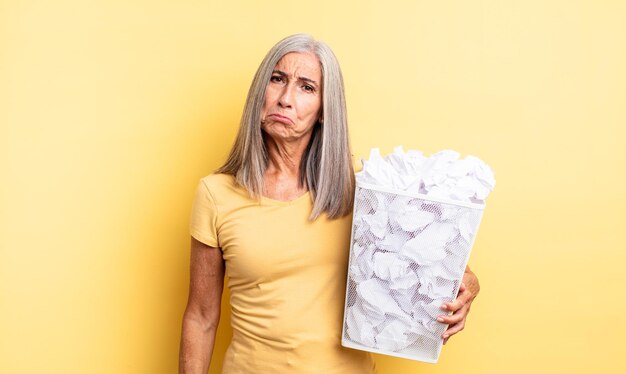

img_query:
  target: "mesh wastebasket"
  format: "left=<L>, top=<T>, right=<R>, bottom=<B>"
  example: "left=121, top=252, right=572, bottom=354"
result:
left=341, top=182, right=485, bottom=363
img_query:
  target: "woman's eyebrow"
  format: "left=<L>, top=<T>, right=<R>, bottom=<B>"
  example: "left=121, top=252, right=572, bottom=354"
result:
left=299, top=76, right=318, bottom=86
left=272, top=69, right=318, bottom=86
left=272, top=69, right=288, bottom=77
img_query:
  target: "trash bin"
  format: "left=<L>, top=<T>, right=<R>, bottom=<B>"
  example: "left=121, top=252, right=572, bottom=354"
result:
left=341, top=182, right=485, bottom=363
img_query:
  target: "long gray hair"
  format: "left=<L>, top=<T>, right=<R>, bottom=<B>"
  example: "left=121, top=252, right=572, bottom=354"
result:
left=217, top=33, right=354, bottom=220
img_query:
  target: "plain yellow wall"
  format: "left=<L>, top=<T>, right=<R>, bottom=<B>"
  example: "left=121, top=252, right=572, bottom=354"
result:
left=2, top=1, right=625, bottom=373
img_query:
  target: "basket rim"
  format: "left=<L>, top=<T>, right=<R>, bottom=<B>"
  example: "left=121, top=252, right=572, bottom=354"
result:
left=356, top=182, right=486, bottom=210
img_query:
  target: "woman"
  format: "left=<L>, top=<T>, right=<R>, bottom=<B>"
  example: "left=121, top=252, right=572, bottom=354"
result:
left=179, top=34, right=480, bottom=374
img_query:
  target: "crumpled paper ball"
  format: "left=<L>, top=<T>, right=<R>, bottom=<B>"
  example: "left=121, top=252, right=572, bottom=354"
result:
left=356, top=146, right=495, bottom=204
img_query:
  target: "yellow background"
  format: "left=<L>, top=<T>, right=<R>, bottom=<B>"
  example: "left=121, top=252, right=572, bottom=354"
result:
left=2, top=1, right=625, bottom=373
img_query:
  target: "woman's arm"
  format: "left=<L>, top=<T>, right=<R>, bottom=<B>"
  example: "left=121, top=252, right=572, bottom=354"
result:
left=437, top=265, right=480, bottom=344
left=179, top=237, right=225, bottom=373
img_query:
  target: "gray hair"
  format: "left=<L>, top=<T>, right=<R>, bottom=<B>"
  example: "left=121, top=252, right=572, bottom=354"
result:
left=217, top=33, right=354, bottom=220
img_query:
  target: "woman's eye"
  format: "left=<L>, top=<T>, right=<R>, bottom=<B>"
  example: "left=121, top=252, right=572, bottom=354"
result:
left=270, top=75, right=283, bottom=83
left=303, top=84, right=315, bottom=92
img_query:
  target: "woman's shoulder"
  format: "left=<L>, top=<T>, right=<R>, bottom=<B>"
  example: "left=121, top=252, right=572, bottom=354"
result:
left=197, top=173, right=247, bottom=202
left=199, top=172, right=235, bottom=188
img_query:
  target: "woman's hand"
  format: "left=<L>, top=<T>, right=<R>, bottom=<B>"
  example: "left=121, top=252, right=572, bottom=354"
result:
left=437, top=266, right=480, bottom=344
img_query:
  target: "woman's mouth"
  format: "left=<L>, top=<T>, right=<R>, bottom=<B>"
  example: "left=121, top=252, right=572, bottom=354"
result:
left=267, top=113, right=294, bottom=125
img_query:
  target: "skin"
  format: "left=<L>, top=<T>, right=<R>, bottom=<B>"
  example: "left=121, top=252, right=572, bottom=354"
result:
left=178, top=51, right=479, bottom=372
left=179, top=237, right=224, bottom=373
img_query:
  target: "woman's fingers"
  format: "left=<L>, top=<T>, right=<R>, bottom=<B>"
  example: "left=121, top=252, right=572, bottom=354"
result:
left=438, top=301, right=470, bottom=325
left=441, top=283, right=471, bottom=312
left=440, top=303, right=471, bottom=343
left=442, top=318, right=466, bottom=344
left=438, top=282, right=473, bottom=344
left=438, top=268, right=480, bottom=345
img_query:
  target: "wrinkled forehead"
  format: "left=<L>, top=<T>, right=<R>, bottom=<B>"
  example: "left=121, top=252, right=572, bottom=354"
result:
left=274, top=52, right=322, bottom=82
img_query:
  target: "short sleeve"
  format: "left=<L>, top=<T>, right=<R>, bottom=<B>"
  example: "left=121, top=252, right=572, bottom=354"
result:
left=189, top=179, right=219, bottom=248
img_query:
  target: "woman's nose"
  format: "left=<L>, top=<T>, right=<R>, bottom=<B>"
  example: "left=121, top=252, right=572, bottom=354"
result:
left=278, top=84, right=294, bottom=108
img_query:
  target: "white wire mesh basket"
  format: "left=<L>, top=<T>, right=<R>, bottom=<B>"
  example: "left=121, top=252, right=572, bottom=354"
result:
left=341, top=182, right=485, bottom=363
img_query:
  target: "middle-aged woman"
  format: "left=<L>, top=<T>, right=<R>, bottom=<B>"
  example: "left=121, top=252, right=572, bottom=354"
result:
left=179, top=34, right=480, bottom=374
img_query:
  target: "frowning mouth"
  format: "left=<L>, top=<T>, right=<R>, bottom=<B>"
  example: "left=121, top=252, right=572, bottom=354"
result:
left=267, top=113, right=294, bottom=125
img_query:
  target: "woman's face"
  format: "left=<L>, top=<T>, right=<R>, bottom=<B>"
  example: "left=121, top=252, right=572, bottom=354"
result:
left=261, top=52, right=322, bottom=143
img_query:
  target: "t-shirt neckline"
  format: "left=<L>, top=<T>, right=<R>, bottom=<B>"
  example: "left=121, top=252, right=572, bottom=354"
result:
left=260, top=191, right=311, bottom=206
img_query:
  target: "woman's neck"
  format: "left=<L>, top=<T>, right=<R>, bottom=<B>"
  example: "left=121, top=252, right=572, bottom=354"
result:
left=263, top=134, right=311, bottom=200
left=264, top=133, right=311, bottom=178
